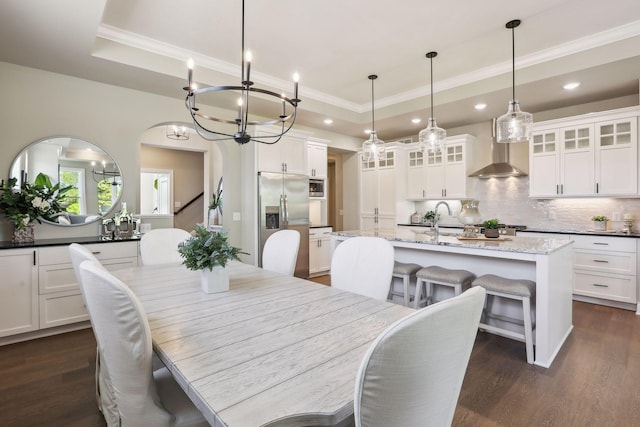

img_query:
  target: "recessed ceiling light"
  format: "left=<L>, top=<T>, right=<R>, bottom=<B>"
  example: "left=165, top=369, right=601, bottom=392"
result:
left=474, top=103, right=487, bottom=110
left=411, top=118, right=422, bottom=124
left=563, top=82, right=581, bottom=90
left=323, top=118, right=333, bottom=125
left=364, top=129, right=372, bottom=135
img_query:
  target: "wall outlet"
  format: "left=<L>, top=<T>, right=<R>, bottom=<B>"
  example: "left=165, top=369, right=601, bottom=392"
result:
left=174, top=201, right=181, bottom=208
left=233, top=212, right=241, bottom=221
left=140, top=223, right=152, bottom=233
left=548, top=211, right=557, bottom=220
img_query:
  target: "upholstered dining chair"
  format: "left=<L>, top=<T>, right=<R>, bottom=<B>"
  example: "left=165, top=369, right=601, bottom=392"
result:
left=330, top=236, right=395, bottom=300
left=78, top=260, right=208, bottom=427
left=68, top=243, right=118, bottom=424
left=354, top=286, right=486, bottom=427
left=262, top=229, right=300, bottom=276
left=139, top=228, right=192, bottom=265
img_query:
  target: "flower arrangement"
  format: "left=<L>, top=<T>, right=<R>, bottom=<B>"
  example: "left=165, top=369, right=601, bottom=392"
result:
left=423, top=210, right=440, bottom=225
left=591, top=215, right=608, bottom=222
left=0, top=174, right=72, bottom=229
left=209, top=187, right=222, bottom=211
left=482, top=218, right=500, bottom=229
left=178, top=224, right=247, bottom=271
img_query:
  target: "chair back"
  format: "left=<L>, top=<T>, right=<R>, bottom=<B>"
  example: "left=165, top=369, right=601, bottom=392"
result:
left=69, top=243, right=102, bottom=283
left=262, top=230, right=300, bottom=276
left=330, top=237, right=394, bottom=300
left=140, top=228, right=192, bottom=265
left=78, top=260, right=175, bottom=426
left=354, top=286, right=486, bottom=427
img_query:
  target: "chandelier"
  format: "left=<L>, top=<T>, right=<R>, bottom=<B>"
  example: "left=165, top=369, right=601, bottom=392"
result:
left=418, top=51, right=446, bottom=153
left=496, top=19, right=533, bottom=143
left=91, top=161, right=121, bottom=186
left=183, top=0, right=300, bottom=145
left=166, top=125, right=189, bottom=141
left=362, top=74, right=386, bottom=162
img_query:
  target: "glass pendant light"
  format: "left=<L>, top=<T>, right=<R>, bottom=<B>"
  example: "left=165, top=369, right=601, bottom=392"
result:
left=496, top=19, right=533, bottom=143
left=418, top=51, right=446, bottom=153
left=362, top=75, right=386, bottom=162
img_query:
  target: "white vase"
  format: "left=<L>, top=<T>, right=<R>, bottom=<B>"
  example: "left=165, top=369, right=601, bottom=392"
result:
left=209, top=208, right=220, bottom=226
left=200, top=266, right=229, bottom=294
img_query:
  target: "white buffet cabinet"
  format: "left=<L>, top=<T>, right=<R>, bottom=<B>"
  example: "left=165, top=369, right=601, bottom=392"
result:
left=0, top=239, right=138, bottom=344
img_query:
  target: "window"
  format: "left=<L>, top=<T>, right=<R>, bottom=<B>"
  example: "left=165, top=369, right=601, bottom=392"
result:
left=59, top=167, right=86, bottom=214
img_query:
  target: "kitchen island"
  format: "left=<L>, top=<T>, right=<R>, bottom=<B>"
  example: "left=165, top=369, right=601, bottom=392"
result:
left=332, top=229, right=574, bottom=368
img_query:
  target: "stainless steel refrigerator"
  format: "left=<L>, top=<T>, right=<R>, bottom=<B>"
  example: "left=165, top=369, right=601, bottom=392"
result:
left=258, top=172, right=310, bottom=278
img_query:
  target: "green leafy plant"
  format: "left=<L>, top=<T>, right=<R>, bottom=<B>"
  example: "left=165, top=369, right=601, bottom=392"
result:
left=178, top=224, right=247, bottom=271
left=209, top=187, right=222, bottom=210
left=423, top=210, right=440, bottom=224
left=0, top=173, right=73, bottom=229
left=482, top=218, right=500, bottom=229
left=591, top=215, right=608, bottom=222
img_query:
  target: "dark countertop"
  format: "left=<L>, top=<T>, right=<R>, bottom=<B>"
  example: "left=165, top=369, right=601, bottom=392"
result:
left=0, top=235, right=141, bottom=250
left=310, top=225, right=333, bottom=229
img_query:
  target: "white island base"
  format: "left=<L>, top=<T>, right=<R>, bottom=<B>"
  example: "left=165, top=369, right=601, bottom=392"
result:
left=333, top=230, right=574, bottom=368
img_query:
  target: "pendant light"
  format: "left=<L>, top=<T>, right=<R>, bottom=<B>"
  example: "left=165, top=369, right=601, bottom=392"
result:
left=418, top=51, right=446, bottom=153
left=496, top=19, right=533, bottom=143
left=362, top=75, right=386, bottom=162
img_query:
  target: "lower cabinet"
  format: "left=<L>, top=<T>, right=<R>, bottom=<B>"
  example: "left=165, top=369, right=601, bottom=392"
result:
left=0, top=248, right=38, bottom=338
left=309, top=227, right=332, bottom=276
left=0, top=240, right=138, bottom=340
left=38, top=242, right=138, bottom=329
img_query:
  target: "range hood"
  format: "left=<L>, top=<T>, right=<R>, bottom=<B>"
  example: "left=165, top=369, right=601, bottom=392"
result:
left=468, top=118, right=527, bottom=179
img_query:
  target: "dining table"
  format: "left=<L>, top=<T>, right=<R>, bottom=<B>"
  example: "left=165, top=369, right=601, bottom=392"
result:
left=112, top=261, right=414, bottom=427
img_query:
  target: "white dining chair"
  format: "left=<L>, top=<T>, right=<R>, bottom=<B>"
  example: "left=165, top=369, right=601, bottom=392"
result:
left=68, top=243, right=119, bottom=424
left=354, top=286, right=486, bottom=427
left=330, top=237, right=395, bottom=300
left=262, top=230, right=300, bottom=276
left=78, top=260, right=208, bottom=427
left=139, top=228, right=192, bottom=265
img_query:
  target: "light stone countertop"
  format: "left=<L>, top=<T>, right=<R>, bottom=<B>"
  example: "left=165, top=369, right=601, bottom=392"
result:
left=332, top=229, right=573, bottom=255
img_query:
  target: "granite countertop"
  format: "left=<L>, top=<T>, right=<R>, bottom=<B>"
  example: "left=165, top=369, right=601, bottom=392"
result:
left=0, top=235, right=140, bottom=250
left=333, top=229, right=573, bottom=255
left=398, top=223, right=640, bottom=238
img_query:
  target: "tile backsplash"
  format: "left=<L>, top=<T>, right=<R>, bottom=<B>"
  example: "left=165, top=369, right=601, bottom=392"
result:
left=415, top=177, right=640, bottom=232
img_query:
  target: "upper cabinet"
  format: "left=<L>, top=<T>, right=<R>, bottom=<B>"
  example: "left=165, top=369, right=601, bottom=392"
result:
left=405, top=134, right=476, bottom=200
left=257, top=134, right=308, bottom=174
left=529, top=107, right=639, bottom=198
left=360, top=148, right=398, bottom=230
left=307, top=139, right=328, bottom=179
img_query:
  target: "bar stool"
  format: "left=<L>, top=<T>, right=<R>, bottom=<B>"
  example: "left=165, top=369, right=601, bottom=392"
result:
left=471, top=274, right=536, bottom=364
left=414, top=266, right=476, bottom=308
left=388, top=261, right=422, bottom=306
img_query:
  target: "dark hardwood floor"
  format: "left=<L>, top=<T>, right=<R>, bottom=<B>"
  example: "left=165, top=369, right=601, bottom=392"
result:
left=1, top=278, right=638, bottom=426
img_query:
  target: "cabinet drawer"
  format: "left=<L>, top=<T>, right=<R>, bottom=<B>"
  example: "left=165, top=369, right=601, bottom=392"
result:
left=573, top=270, right=636, bottom=303
left=571, top=235, right=636, bottom=252
left=39, top=257, right=138, bottom=294
left=39, top=290, right=89, bottom=329
left=573, top=250, right=636, bottom=275
left=309, top=227, right=332, bottom=238
left=39, top=241, right=139, bottom=265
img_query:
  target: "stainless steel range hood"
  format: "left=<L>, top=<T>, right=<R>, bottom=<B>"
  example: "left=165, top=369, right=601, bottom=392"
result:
left=468, top=118, right=527, bottom=179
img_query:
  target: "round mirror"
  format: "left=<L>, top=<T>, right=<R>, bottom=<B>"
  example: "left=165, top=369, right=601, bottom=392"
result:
left=10, top=136, right=122, bottom=226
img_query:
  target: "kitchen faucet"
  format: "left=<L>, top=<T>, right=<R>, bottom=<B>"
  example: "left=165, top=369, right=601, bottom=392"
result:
left=433, top=201, right=452, bottom=239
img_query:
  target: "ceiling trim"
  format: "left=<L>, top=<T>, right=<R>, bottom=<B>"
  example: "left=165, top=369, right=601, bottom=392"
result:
left=97, top=19, right=640, bottom=115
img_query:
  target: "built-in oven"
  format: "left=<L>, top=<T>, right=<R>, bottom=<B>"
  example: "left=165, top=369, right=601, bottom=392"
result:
left=309, top=179, right=325, bottom=198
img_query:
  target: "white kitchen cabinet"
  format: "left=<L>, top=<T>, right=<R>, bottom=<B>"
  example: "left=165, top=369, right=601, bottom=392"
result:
left=37, top=242, right=138, bottom=329
left=529, top=107, right=639, bottom=198
left=309, top=227, right=332, bottom=276
left=0, top=248, right=38, bottom=338
left=360, top=148, right=397, bottom=229
left=405, top=135, right=475, bottom=200
left=257, top=134, right=308, bottom=174
left=307, top=139, right=327, bottom=178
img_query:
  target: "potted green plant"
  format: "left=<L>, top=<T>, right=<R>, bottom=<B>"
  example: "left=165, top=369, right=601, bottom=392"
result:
left=591, top=215, right=608, bottom=231
left=423, top=210, right=440, bottom=227
left=482, top=218, right=500, bottom=238
left=209, top=187, right=222, bottom=226
left=178, top=224, right=247, bottom=293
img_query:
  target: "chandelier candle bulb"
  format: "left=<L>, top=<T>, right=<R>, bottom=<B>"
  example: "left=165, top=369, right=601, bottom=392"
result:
left=244, top=51, right=252, bottom=83
left=187, top=58, right=194, bottom=88
left=293, top=73, right=299, bottom=100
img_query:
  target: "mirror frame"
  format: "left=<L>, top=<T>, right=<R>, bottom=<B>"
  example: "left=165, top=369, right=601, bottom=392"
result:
left=9, top=136, right=123, bottom=226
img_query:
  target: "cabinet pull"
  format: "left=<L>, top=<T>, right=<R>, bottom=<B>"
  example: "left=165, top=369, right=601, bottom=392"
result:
left=92, top=251, right=101, bottom=255
left=33, top=250, right=36, bottom=266
left=592, top=283, right=609, bottom=288
left=560, top=184, right=564, bottom=194
left=596, top=182, right=599, bottom=193
left=593, top=259, right=609, bottom=263
left=556, top=184, right=559, bottom=195
left=593, top=242, right=609, bottom=246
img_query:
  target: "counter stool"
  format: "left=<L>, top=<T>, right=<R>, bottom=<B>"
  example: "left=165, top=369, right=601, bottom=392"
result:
left=472, top=274, right=536, bottom=364
left=414, top=266, right=476, bottom=309
left=388, top=261, right=422, bottom=306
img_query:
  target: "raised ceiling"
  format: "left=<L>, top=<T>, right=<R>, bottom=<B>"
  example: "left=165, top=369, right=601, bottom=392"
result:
left=1, top=0, right=639, bottom=141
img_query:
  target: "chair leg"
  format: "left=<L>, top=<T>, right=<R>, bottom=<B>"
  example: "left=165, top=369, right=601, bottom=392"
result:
left=402, top=274, right=410, bottom=307
left=414, top=278, right=424, bottom=309
left=522, top=296, right=534, bottom=364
